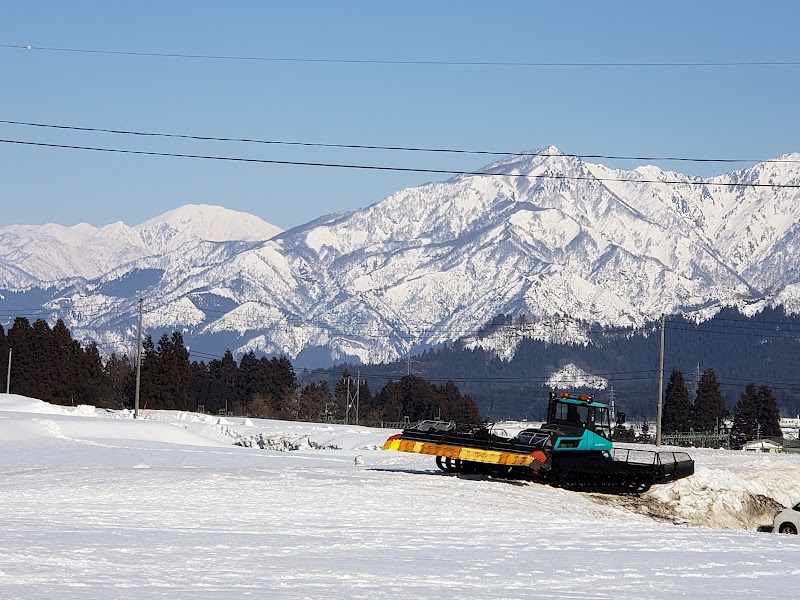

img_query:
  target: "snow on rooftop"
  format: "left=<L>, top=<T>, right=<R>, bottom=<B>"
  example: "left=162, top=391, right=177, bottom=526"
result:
left=1, top=393, right=799, bottom=598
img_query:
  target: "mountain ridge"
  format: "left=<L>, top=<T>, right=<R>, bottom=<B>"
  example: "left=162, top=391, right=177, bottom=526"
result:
left=2, top=149, right=799, bottom=366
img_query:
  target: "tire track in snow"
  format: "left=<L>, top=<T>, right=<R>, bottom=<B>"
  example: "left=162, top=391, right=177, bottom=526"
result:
left=32, top=419, right=110, bottom=447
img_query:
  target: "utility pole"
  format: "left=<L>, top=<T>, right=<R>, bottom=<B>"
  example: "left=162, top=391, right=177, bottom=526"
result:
left=5, top=347, right=11, bottom=394
left=355, top=371, right=360, bottom=426
left=656, top=313, right=665, bottom=447
left=607, top=384, right=616, bottom=422
left=345, top=376, right=351, bottom=425
left=134, top=298, right=143, bottom=419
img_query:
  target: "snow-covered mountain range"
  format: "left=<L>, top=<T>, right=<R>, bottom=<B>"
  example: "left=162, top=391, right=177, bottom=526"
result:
left=2, top=148, right=800, bottom=365
left=0, top=204, right=282, bottom=286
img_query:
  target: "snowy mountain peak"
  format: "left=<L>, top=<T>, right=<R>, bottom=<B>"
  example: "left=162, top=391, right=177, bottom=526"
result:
left=135, top=204, right=282, bottom=253
left=70, top=222, right=99, bottom=235
left=480, top=146, right=575, bottom=176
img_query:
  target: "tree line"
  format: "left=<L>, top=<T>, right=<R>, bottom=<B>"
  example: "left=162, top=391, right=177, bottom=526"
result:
left=0, top=317, right=482, bottom=425
left=661, top=368, right=782, bottom=441
left=1, top=315, right=788, bottom=435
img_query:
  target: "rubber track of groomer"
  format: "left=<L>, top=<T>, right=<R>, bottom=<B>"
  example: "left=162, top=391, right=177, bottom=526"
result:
left=435, top=454, right=656, bottom=493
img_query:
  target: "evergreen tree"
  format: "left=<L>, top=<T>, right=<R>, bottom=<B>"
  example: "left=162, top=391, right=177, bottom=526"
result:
left=150, top=333, right=177, bottom=410
left=732, top=383, right=759, bottom=439
left=295, top=381, right=331, bottom=421
left=438, top=380, right=482, bottom=423
left=187, top=361, right=211, bottom=413
left=138, top=335, right=158, bottom=410
left=356, top=379, right=373, bottom=424
left=732, top=384, right=783, bottom=440
left=73, top=342, right=106, bottom=407
left=103, top=353, right=134, bottom=409
left=366, top=375, right=482, bottom=424
left=376, top=380, right=404, bottom=423
left=662, top=369, right=692, bottom=433
left=756, top=385, right=782, bottom=438
left=208, top=350, right=238, bottom=415
left=0, top=323, right=7, bottom=392
left=31, top=319, right=58, bottom=402
left=691, top=368, right=727, bottom=432
left=262, top=356, right=298, bottom=416
left=152, top=332, right=192, bottom=410
left=6, top=317, right=35, bottom=398
left=51, top=319, right=79, bottom=405
left=236, top=351, right=264, bottom=413
left=399, top=375, right=439, bottom=422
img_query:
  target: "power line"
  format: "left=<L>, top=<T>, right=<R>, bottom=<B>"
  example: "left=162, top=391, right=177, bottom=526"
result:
left=5, top=301, right=798, bottom=343
left=684, top=314, right=800, bottom=327
left=666, top=323, right=800, bottom=339
left=3, top=137, right=800, bottom=189
left=2, top=119, right=798, bottom=165
left=3, top=43, right=800, bottom=68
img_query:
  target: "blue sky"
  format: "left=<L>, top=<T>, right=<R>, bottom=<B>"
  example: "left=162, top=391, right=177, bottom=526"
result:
left=2, top=1, right=799, bottom=230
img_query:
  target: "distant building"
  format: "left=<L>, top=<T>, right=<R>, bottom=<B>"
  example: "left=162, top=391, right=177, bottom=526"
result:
left=780, top=417, right=800, bottom=441
left=743, top=439, right=783, bottom=453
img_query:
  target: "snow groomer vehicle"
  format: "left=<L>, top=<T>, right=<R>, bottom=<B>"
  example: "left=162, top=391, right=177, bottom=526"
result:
left=384, top=391, right=694, bottom=493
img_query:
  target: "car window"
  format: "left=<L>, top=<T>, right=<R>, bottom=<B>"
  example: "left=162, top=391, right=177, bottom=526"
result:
left=793, top=502, right=800, bottom=511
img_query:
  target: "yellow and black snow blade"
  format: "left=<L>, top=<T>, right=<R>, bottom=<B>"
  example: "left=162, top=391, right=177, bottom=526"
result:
left=383, top=433, right=548, bottom=470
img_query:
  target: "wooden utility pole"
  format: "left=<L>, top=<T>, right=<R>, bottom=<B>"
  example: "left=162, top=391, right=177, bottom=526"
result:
left=656, top=313, right=665, bottom=446
left=134, top=298, right=143, bottom=419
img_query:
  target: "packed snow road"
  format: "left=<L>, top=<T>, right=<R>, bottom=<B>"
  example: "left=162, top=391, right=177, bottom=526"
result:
left=1, top=395, right=799, bottom=599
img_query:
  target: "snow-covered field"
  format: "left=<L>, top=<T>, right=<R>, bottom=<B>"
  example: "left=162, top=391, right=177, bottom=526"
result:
left=1, top=394, right=799, bottom=599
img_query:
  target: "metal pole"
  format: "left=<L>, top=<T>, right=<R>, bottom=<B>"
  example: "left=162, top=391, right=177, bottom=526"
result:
left=6, top=347, right=11, bottom=394
left=134, top=298, right=143, bottom=419
left=656, top=313, right=665, bottom=446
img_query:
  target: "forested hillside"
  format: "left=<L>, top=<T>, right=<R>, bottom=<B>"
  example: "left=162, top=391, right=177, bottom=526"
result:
left=331, top=307, right=800, bottom=422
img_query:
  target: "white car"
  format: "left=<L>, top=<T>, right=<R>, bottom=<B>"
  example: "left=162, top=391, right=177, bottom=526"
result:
left=759, top=501, right=800, bottom=534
